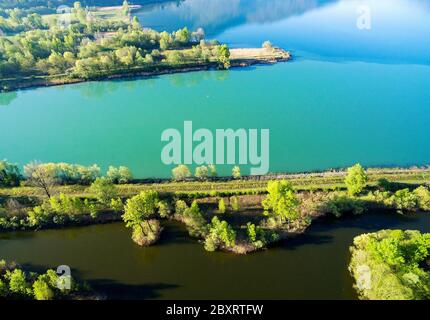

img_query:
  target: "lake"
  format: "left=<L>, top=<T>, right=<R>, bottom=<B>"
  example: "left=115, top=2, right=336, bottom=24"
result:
left=1, top=0, right=430, bottom=178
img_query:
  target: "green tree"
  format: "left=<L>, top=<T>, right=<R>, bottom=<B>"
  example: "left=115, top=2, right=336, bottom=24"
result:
left=204, top=216, right=236, bottom=251
left=7, top=269, right=31, bottom=297
left=232, top=166, right=241, bottom=179
left=122, top=191, right=159, bottom=229
left=88, top=177, right=118, bottom=205
left=413, top=186, right=430, bottom=211
left=262, top=180, right=300, bottom=223
left=172, top=164, right=191, bottom=181
left=230, top=196, right=239, bottom=211
left=195, top=165, right=209, bottom=180
left=174, top=27, right=190, bottom=44
left=345, top=164, right=368, bottom=196
left=217, top=44, right=230, bottom=69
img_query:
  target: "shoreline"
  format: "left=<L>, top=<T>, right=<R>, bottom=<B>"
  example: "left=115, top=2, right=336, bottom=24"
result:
left=0, top=48, right=291, bottom=93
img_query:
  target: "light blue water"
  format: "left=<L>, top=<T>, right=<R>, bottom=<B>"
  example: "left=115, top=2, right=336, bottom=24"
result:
left=1, top=0, right=430, bottom=178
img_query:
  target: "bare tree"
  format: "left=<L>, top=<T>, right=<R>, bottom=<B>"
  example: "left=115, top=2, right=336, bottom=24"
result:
left=24, top=162, right=57, bottom=198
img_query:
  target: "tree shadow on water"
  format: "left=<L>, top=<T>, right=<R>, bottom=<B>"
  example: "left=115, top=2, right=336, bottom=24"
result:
left=89, top=279, right=180, bottom=300
left=274, top=233, right=334, bottom=251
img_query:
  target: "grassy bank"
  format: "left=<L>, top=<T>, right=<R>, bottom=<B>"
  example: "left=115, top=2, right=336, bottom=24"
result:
left=2, top=162, right=430, bottom=255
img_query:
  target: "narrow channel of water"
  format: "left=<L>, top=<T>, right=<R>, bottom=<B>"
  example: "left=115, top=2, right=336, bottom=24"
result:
left=1, top=212, right=429, bottom=299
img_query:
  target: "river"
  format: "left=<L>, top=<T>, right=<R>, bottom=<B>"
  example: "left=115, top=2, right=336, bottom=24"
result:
left=0, top=212, right=430, bottom=299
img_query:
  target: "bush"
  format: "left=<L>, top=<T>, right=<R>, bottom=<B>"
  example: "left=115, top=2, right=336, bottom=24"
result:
left=320, top=193, right=366, bottom=217
left=218, top=198, right=226, bottom=214
left=387, top=189, right=419, bottom=214
left=110, top=197, right=124, bottom=212
left=181, top=201, right=208, bottom=238
left=413, top=186, right=430, bottom=211
left=49, top=193, right=86, bottom=216
left=0, top=261, right=84, bottom=300
left=157, top=200, right=171, bottom=218
left=174, top=200, right=188, bottom=215
left=0, top=160, right=21, bottom=187
left=33, top=278, right=54, bottom=300
left=230, top=196, right=240, bottom=211
left=88, top=177, right=118, bottom=205
left=204, top=216, right=236, bottom=251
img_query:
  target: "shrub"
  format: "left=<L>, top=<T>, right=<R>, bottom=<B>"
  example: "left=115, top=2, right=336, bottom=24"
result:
left=181, top=201, right=208, bottom=238
left=204, top=216, right=236, bottom=251
left=174, top=200, right=188, bottom=215
left=388, top=189, right=419, bottom=214
left=413, top=186, right=430, bottom=211
left=218, top=198, right=226, bottom=214
left=49, top=193, right=86, bottom=216
left=88, top=177, right=118, bottom=205
left=0, top=160, right=21, bottom=187
left=33, top=278, right=54, bottom=300
left=230, top=196, right=239, bottom=211
left=157, top=200, right=171, bottom=218
left=320, top=193, right=366, bottom=217
left=6, top=269, right=32, bottom=297
left=110, top=198, right=124, bottom=212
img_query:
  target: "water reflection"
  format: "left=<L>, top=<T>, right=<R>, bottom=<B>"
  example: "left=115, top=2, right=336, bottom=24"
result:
left=136, top=0, right=430, bottom=64
left=137, top=0, right=334, bottom=36
left=0, top=91, right=17, bottom=106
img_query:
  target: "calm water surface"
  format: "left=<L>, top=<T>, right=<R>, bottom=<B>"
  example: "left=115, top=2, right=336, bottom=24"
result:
left=1, top=212, right=430, bottom=299
left=1, top=0, right=430, bottom=177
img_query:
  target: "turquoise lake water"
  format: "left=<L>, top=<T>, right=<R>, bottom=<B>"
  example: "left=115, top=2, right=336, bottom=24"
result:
left=1, top=0, right=430, bottom=178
